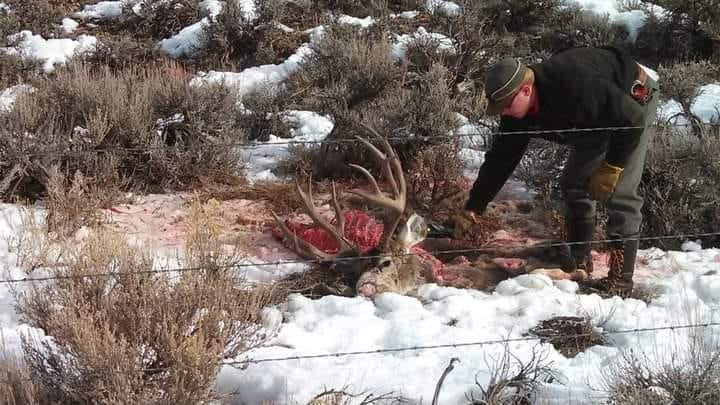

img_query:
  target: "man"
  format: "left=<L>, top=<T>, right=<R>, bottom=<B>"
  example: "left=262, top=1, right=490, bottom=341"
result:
left=454, top=46, right=659, bottom=296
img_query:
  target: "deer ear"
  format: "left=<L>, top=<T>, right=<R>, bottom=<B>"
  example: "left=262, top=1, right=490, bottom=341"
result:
left=397, top=213, right=428, bottom=251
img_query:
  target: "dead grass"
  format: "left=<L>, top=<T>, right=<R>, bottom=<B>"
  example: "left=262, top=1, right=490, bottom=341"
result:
left=0, top=346, right=37, bottom=405
left=12, top=199, right=278, bottom=403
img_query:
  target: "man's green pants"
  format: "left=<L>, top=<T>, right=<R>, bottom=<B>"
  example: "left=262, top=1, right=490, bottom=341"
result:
left=560, top=74, right=660, bottom=260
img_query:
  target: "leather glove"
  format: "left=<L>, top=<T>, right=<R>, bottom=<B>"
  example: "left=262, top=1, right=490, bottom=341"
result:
left=589, top=161, right=623, bottom=201
left=451, top=210, right=481, bottom=239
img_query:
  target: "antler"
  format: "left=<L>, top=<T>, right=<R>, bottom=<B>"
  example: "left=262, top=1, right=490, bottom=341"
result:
left=271, top=180, right=358, bottom=261
left=273, top=123, right=408, bottom=259
left=347, top=123, right=408, bottom=250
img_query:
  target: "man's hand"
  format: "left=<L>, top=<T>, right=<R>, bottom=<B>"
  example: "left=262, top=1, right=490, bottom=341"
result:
left=451, top=210, right=482, bottom=239
left=589, top=161, right=623, bottom=201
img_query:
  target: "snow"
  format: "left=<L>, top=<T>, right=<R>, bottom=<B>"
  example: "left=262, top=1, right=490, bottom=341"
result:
left=337, top=14, right=375, bottom=28
left=426, top=0, right=461, bottom=17
left=61, top=18, right=80, bottom=34
left=567, top=0, right=667, bottom=43
left=392, top=27, right=455, bottom=62
left=682, top=240, right=703, bottom=252
left=657, top=83, right=720, bottom=126
left=199, top=0, right=223, bottom=18
left=0, top=205, right=48, bottom=353
left=2, top=0, right=720, bottom=402
left=190, top=43, right=313, bottom=99
left=241, top=110, right=334, bottom=182
left=158, top=0, right=223, bottom=57
left=72, top=1, right=125, bottom=20
left=237, top=0, right=257, bottom=22
left=2, top=31, right=98, bottom=73
left=159, top=18, right=212, bottom=58
left=215, top=246, right=720, bottom=403
left=390, top=10, right=420, bottom=19
left=0, top=84, right=34, bottom=113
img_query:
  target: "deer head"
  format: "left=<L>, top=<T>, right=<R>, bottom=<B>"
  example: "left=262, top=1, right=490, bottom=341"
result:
left=272, top=124, right=434, bottom=298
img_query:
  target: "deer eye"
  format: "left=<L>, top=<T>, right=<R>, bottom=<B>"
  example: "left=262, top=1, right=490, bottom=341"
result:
left=380, top=260, right=392, bottom=268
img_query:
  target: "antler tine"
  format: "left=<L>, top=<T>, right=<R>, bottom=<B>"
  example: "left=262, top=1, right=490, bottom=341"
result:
left=295, top=179, right=357, bottom=255
left=376, top=134, right=407, bottom=201
left=349, top=123, right=409, bottom=250
left=270, top=211, right=331, bottom=261
left=356, top=124, right=401, bottom=198
left=330, top=181, right=348, bottom=245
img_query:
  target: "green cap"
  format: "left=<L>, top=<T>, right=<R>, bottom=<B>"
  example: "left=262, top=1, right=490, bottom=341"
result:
left=484, top=58, right=528, bottom=115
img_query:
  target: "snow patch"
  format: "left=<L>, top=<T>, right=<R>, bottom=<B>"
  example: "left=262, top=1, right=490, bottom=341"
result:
left=2, top=31, right=98, bottom=73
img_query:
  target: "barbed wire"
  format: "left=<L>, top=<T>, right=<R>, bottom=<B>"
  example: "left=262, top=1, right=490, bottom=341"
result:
left=15, top=122, right=720, bottom=159
left=229, top=321, right=720, bottom=365
left=2, top=230, right=719, bottom=285
left=2, top=321, right=719, bottom=386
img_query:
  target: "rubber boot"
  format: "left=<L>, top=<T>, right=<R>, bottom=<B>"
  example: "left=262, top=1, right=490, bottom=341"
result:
left=566, top=219, right=595, bottom=273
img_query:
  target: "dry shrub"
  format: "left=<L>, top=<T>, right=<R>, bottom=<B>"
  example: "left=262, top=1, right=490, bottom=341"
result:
left=0, top=347, right=37, bottom=405
left=422, top=2, right=529, bottom=121
left=656, top=61, right=720, bottom=137
left=277, top=144, right=323, bottom=179
left=13, top=200, right=277, bottom=403
left=467, top=343, right=559, bottom=404
left=112, top=0, right=200, bottom=40
left=536, top=3, right=623, bottom=54
left=45, top=167, right=120, bottom=239
left=638, top=126, right=720, bottom=249
left=200, top=0, right=261, bottom=68
left=405, top=142, right=466, bottom=222
left=84, top=33, right=165, bottom=70
left=200, top=0, right=309, bottom=70
left=306, top=387, right=411, bottom=404
left=0, top=54, right=41, bottom=90
left=513, top=139, right=569, bottom=211
left=313, top=0, right=393, bottom=17
left=0, top=61, right=247, bottom=200
left=0, top=0, right=66, bottom=40
left=603, top=326, right=720, bottom=404
left=290, top=30, right=461, bottom=182
left=289, top=24, right=402, bottom=112
left=527, top=316, right=605, bottom=358
left=478, top=0, right=563, bottom=34
left=241, top=85, right=292, bottom=141
left=632, top=0, right=720, bottom=64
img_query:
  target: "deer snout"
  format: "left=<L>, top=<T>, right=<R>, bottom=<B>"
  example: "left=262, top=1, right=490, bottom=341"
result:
left=357, top=283, right=377, bottom=298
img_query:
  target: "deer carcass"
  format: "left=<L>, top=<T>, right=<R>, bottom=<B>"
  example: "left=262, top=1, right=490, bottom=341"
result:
left=272, top=126, right=588, bottom=299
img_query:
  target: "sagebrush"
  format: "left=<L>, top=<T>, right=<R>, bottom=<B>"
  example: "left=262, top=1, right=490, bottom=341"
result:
left=13, top=200, right=278, bottom=403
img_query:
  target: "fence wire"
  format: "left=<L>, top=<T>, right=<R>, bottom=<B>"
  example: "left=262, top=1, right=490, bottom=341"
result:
left=2, top=321, right=719, bottom=385
left=14, top=122, right=720, bottom=159
left=2, top=230, right=720, bottom=285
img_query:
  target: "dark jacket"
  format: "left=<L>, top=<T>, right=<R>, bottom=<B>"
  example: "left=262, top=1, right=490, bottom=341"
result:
left=465, top=46, right=648, bottom=214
